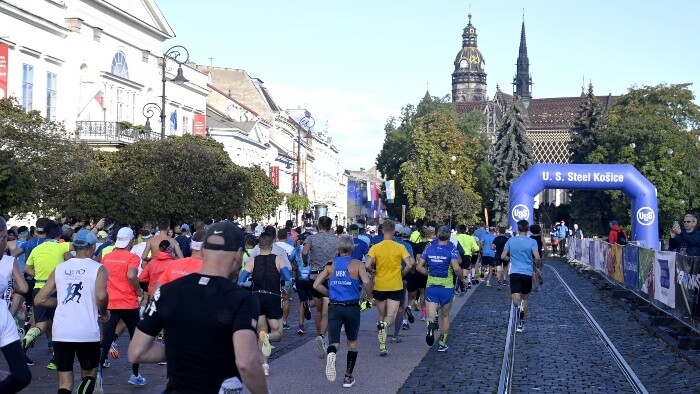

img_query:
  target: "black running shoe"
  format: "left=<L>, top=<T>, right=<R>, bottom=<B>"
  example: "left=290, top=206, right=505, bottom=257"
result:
left=303, top=302, right=312, bottom=321
left=405, top=306, right=415, bottom=323
left=25, top=354, right=34, bottom=366
left=426, top=322, right=437, bottom=346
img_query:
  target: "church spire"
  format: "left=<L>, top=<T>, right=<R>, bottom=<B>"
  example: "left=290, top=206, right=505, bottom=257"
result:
left=513, top=18, right=532, bottom=107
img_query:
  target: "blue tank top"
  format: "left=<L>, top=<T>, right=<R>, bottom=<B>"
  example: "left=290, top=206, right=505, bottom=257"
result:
left=329, top=256, right=362, bottom=303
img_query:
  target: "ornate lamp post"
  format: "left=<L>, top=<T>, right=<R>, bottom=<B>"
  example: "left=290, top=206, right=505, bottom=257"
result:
left=142, top=45, right=190, bottom=139
left=296, top=110, right=315, bottom=193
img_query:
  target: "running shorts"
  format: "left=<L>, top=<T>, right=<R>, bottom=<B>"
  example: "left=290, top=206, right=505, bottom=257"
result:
left=32, top=288, right=55, bottom=323
left=407, top=271, right=428, bottom=292
left=255, top=292, right=283, bottom=320
left=372, top=290, right=403, bottom=302
left=481, top=256, right=496, bottom=266
left=328, top=304, right=361, bottom=344
left=296, top=280, right=313, bottom=302
left=54, top=341, right=100, bottom=372
left=425, top=286, right=454, bottom=306
left=311, top=279, right=328, bottom=299
left=510, top=273, right=532, bottom=295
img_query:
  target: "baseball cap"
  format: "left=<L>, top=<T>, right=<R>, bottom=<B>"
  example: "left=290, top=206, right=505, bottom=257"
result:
left=181, top=224, right=191, bottom=232
left=203, top=221, right=245, bottom=252
left=17, top=226, right=29, bottom=236
left=394, top=223, right=405, bottom=235
left=73, top=229, right=97, bottom=247
left=401, top=227, right=412, bottom=237
left=114, top=227, right=134, bottom=248
left=97, top=230, right=108, bottom=239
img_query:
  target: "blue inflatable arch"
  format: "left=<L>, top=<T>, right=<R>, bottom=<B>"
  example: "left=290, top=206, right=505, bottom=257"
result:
left=508, top=163, right=659, bottom=250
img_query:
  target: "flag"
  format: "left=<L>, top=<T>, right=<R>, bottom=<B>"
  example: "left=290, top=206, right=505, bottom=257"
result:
left=385, top=180, right=395, bottom=203
left=372, top=181, right=379, bottom=202
left=366, top=181, right=372, bottom=202
left=94, top=90, right=104, bottom=110
left=347, top=181, right=357, bottom=200
left=170, top=110, right=178, bottom=131
left=484, top=207, right=489, bottom=227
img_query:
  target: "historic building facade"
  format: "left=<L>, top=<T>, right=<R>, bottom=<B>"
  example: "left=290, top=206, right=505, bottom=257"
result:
left=452, top=14, right=618, bottom=205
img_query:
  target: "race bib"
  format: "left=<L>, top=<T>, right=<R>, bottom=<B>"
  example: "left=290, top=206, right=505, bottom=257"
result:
left=219, top=376, right=244, bottom=394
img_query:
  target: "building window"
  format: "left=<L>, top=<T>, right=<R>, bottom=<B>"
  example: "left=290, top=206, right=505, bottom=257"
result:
left=110, top=51, right=129, bottom=79
left=46, top=72, right=57, bottom=121
left=22, top=64, right=34, bottom=111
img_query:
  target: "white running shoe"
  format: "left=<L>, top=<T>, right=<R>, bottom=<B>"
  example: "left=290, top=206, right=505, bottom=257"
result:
left=325, top=352, right=337, bottom=381
left=262, top=363, right=269, bottom=376
left=316, top=335, right=326, bottom=358
left=259, top=331, right=272, bottom=357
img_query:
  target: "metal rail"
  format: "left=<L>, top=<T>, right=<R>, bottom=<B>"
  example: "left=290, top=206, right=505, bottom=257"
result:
left=497, top=302, right=518, bottom=394
left=545, top=264, right=649, bottom=394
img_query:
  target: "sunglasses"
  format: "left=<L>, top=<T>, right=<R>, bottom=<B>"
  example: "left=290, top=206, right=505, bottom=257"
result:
left=684, top=221, right=693, bottom=223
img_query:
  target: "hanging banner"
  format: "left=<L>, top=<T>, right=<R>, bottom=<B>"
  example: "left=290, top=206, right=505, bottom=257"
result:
left=347, top=181, right=356, bottom=200
left=366, top=181, right=372, bottom=202
left=639, top=249, right=655, bottom=297
left=268, top=166, right=279, bottom=188
left=193, top=113, right=206, bottom=136
left=653, top=251, right=675, bottom=308
left=385, top=180, right=395, bottom=203
left=372, top=181, right=379, bottom=202
left=675, top=255, right=700, bottom=319
left=0, top=44, right=7, bottom=99
left=623, top=245, right=639, bottom=289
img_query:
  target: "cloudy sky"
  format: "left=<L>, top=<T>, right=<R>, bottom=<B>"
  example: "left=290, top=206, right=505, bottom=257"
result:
left=158, top=0, right=699, bottom=170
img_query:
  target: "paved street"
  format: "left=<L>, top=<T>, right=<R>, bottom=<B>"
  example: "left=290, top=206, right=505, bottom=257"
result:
left=2, top=258, right=699, bottom=393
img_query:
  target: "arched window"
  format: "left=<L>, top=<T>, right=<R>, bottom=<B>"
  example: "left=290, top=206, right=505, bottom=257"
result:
left=110, top=51, right=129, bottom=79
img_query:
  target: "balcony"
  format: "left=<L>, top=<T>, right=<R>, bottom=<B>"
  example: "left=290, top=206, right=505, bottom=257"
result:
left=74, top=121, right=161, bottom=147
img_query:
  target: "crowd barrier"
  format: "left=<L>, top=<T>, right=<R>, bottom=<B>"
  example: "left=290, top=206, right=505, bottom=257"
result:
left=566, top=238, right=700, bottom=332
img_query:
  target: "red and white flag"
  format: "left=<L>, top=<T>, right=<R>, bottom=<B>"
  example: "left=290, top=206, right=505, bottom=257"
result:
left=94, top=90, right=104, bottom=109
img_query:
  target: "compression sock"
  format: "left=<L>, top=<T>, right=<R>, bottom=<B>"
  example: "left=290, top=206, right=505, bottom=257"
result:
left=132, top=363, right=139, bottom=376
left=346, top=350, right=358, bottom=375
left=327, top=345, right=337, bottom=354
left=471, top=268, right=476, bottom=279
left=439, top=333, right=448, bottom=345
left=78, top=376, right=96, bottom=394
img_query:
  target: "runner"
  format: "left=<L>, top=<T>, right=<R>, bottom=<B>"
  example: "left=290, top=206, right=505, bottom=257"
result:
left=416, top=226, right=465, bottom=351
left=492, top=227, right=510, bottom=289
left=139, top=239, right=174, bottom=301
left=480, top=227, right=497, bottom=286
left=500, top=220, right=541, bottom=333
left=22, top=221, right=70, bottom=369
left=141, top=218, right=183, bottom=263
left=128, top=221, right=268, bottom=394
left=302, top=216, right=338, bottom=358
left=238, top=231, right=292, bottom=376
left=290, top=233, right=313, bottom=334
left=313, top=234, right=372, bottom=387
left=408, top=226, right=433, bottom=321
left=157, top=231, right=205, bottom=286
left=0, top=217, right=31, bottom=392
left=99, top=226, right=146, bottom=385
left=364, top=220, right=413, bottom=356
left=390, top=226, right=414, bottom=342
left=454, top=225, right=479, bottom=291
left=275, top=229, right=294, bottom=330
left=34, top=229, right=108, bottom=394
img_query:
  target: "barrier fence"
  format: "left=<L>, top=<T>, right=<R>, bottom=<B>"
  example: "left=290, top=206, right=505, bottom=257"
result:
left=566, top=238, right=700, bottom=332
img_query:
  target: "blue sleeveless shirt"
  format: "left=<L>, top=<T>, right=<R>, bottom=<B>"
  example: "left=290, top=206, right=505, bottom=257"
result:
left=329, top=256, right=362, bottom=302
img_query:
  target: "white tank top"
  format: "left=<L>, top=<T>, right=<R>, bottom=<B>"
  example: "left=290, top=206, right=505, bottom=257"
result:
left=52, top=258, right=101, bottom=342
left=0, top=255, right=14, bottom=309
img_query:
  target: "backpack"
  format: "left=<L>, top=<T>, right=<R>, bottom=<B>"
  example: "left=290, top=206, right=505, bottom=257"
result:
left=616, top=230, right=627, bottom=245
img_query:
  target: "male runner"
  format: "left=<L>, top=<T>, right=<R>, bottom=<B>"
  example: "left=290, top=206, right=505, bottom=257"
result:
left=141, top=218, right=183, bottom=263
left=128, top=221, right=268, bottom=394
left=34, top=230, right=108, bottom=394
left=157, top=231, right=205, bottom=286
left=290, top=233, right=312, bottom=334
left=492, top=227, right=510, bottom=289
left=416, top=226, right=465, bottom=351
left=313, top=235, right=372, bottom=388
left=481, top=227, right=497, bottom=286
left=454, top=225, right=479, bottom=290
left=364, top=220, right=413, bottom=356
left=501, top=220, right=541, bottom=333
left=275, top=229, right=294, bottom=330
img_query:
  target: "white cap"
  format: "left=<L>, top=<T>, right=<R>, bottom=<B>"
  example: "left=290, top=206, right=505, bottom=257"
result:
left=114, top=227, right=134, bottom=248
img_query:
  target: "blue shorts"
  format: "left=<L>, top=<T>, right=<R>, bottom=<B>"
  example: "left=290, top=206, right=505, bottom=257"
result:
left=425, top=286, right=454, bottom=306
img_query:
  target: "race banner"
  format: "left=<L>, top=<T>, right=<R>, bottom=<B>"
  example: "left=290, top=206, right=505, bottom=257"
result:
left=675, top=254, right=700, bottom=319
left=574, top=238, right=582, bottom=261
left=588, top=240, right=595, bottom=267
left=653, top=251, right=675, bottom=308
left=639, top=249, right=655, bottom=298
left=611, top=244, right=624, bottom=283
left=599, top=242, right=609, bottom=273
left=623, top=245, right=639, bottom=289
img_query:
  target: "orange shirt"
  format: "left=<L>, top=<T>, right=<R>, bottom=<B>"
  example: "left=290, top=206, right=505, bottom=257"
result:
left=158, top=257, right=203, bottom=286
left=101, top=248, right=140, bottom=310
left=139, top=251, right=172, bottom=296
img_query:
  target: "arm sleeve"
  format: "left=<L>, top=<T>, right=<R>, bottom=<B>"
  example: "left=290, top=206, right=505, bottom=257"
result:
left=232, top=293, right=260, bottom=333
left=280, top=267, right=292, bottom=282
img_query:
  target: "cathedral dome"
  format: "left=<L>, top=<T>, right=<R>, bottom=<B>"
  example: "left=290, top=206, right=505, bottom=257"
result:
left=454, top=47, right=485, bottom=72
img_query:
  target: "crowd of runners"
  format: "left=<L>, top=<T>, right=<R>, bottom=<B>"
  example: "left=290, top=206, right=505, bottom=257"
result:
left=0, top=213, right=544, bottom=393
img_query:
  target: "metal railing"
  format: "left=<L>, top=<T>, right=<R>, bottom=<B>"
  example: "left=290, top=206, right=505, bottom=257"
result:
left=497, top=302, right=518, bottom=394
left=74, top=121, right=161, bottom=144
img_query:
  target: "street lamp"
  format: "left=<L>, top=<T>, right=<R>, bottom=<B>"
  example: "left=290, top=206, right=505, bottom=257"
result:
left=142, top=45, right=190, bottom=139
left=296, top=110, right=314, bottom=194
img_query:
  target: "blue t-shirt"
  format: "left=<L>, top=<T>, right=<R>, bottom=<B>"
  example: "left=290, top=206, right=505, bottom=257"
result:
left=351, top=237, right=369, bottom=261
left=503, top=235, right=538, bottom=276
left=556, top=225, right=569, bottom=239
left=23, top=237, right=48, bottom=261
left=472, top=227, right=487, bottom=244
left=431, top=239, right=466, bottom=256
left=15, top=239, right=28, bottom=271
left=357, top=233, right=371, bottom=247
left=421, top=242, right=459, bottom=287
left=481, top=232, right=497, bottom=257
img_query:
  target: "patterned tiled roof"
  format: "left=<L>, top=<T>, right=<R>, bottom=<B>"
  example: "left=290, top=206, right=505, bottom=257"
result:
left=526, top=95, right=618, bottom=130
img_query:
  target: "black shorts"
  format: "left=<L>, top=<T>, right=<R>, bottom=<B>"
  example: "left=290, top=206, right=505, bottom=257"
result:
left=23, top=274, right=36, bottom=307
left=482, top=256, right=496, bottom=266
left=32, top=287, right=55, bottom=323
left=296, top=280, right=313, bottom=302
left=255, top=292, right=283, bottom=320
left=328, top=303, right=361, bottom=344
left=407, top=271, right=427, bottom=292
left=372, top=290, right=403, bottom=302
left=312, top=279, right=328, bottom=299
left=510, top=273, right=532, bottom=295
left=497, top=258, right=509, bottom=267
left=459, top=255, right=470, bottom=270
left=54, top=341, right=100, bottom=372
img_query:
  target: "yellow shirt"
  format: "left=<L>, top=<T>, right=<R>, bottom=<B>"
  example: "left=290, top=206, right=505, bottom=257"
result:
left=102, top=245, right=116, bottom=257
left=409, top=230, right=421, bottom=244
left=26, top=241, right=70, bottom=289
left=368, top=240, right=409, bottom=291
left=455, top=233, right=479, bottom=255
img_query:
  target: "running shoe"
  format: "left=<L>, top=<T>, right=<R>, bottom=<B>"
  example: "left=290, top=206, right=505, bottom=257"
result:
left=412, top=300, right=420, bottom=311
left=262, top=363, right=270, bottom=377
left=486, top=281, right=491, bottom=287
left=25, top=354, right=34, bottom=366
left=325, top=352, right=337, bottom=382
left=379, top=343, right=387, bottom=357
left=128, top=374, right=147, bottom=386
left=377, top=321, right=387, bottom=345
left=109, top=342, right=120, bottom=359
left=401, top=321, right=410, bottom=330
left=102, top=360, right=110, bottom=368
left=259, top=331, right=272, bottom=357
left=426, top=322, right=436, bottom=346
left=303, top=302, right=312, bottom=320
left=316, top=335, right=326, bottom=358
left=46, top=359, right=57, bottom=370
left=405, top=306, right=415, bottom=323
left=21, top=327, right=40, bottom=350
left=420, top=314, right=426, bottom=322
left=343, top=375, right=356, bottom=388
left=158, top=361, right=167, bottom=365
left=282, top=322, right=291, bottom=330
left=497, top=283, right=502, bottom=290
left=390, top=335, right=403, bottom=343
left=437, top=343, right=449, bottom=352
left=516, top=320, right=524, bottom=333
left=298, top=324, right=306, bottom=334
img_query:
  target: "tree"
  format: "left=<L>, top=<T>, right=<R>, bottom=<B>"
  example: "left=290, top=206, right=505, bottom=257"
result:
left=240, top=165, right=284, bottom=221
left=587, top=84, right=700, bottom=235
left=425, top=182, right=480, bottom=225
left=0, top=150, right=33, bottom=216
left=286, top=193, right=309, bottom=222
left=569, top=83, right=603, bottom=164
left=491, top=102, right=534, bottom=226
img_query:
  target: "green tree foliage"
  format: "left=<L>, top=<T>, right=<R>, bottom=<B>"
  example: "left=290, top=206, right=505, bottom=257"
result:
left=0, top=97, right=93, bottom=215
left=242, top=165, right=284, bottom=221
left=425, top=182, right=480, bottom=225
left=587, top=84, right=700, bottom=235
left=286, top=193, right=309, bottom=216
left=0, top=150, right=33, bottom=216
left=491, top=102, right=534, bottom=226
left=569, top=83, right=603, bottom=164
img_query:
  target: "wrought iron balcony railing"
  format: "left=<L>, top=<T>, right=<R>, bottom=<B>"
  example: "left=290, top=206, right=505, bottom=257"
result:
left=74, top=121, right=161, bottom=144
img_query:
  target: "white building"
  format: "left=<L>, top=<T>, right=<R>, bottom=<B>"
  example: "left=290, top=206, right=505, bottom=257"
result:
left=0, top=0, right=208, bottom=149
